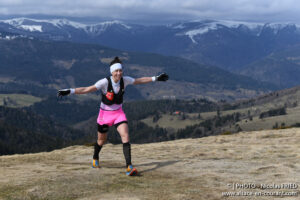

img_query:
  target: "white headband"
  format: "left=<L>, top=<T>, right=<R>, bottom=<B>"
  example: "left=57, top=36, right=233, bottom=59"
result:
left=110, top=63, right=122, bottom=74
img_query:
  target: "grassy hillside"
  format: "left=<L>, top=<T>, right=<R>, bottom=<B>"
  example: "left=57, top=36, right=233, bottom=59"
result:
left=0, top=128, right=299, bottom=199
left=136, top=85, right=300, bottom=139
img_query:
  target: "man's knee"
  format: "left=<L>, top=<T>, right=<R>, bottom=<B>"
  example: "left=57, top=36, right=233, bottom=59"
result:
left=97, top=138, right=106, bottom=146
left=98, top=124, right=109, bottom=133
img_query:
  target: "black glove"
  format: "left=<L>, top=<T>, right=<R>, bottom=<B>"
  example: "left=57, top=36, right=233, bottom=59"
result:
left=156, top=73, right=169, bottom=81
left=57, top=89, right=71, bottom=97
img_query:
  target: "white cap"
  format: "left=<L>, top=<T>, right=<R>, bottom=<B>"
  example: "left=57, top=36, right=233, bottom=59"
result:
left=110, top=63, right=122, bottom=74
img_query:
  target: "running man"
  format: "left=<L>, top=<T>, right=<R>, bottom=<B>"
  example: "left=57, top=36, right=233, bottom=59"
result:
left=57, top=57, right=169, bottom=176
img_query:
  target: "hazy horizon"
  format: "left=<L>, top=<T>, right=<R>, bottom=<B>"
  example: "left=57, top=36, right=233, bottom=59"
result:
left=1, top=0, right=300, bottom=25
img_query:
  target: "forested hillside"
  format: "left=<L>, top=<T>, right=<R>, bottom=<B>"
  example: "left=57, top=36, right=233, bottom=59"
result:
left=0, top=106, right=83, bottom=155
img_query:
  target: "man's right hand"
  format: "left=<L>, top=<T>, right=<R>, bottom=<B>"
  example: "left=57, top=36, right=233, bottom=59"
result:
left=57, top=89, right=71, bottom=97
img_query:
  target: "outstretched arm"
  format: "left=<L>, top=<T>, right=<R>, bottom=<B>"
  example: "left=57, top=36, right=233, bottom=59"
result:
left=74, top=85, right=97, bottom=94
left=133, top=77, right=153, bottom=85
left=133, top=73, right=169, bottom=85
left=57, top=85, right=97, bottom=97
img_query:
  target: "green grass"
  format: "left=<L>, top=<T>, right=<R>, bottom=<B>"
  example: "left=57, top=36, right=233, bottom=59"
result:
left=0, top=94, right=42, bottom=107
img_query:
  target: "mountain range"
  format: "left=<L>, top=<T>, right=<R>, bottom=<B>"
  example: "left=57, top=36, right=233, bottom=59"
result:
left=238, top=44, right=300, bottom=88
left=0, top=36, right=275, bottom=101
left=1, top=17, right=300, bottom=89
left=0, top=18, right=299, bottom=68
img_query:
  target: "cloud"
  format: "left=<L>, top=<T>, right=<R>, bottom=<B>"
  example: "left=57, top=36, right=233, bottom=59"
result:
left=0, top=0, right=300, bottom=23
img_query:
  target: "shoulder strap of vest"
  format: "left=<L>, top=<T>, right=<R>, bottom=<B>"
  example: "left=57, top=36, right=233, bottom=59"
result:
left=120, top=77, right=124, bottom=91
left=106, top=76, right=113, bottom=92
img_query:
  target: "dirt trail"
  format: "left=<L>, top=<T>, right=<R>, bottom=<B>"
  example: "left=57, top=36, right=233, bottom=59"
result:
left=1, top=128, right=300, bottom=200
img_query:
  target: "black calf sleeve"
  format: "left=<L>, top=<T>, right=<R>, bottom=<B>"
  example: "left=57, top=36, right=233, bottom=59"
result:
left=93, top=142, right=102, bottom=160
left=123, top=142, right=132, bottom=167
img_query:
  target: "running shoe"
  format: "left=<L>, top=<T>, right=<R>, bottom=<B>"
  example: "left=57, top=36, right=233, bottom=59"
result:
left=92, top=159, right=100, bottom=168
left=126, top=165, right=137, bottom=176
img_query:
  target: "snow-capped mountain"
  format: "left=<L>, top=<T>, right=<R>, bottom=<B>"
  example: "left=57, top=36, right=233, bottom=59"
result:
left=1, top=17, right=300, bottom=71
left=3, top=18, right=297, bottom=41
left=0, top=17, right=131, bottom=34
left=170, top=19, right=300, bottom=41
left=170, top=20, right=265, bottom=43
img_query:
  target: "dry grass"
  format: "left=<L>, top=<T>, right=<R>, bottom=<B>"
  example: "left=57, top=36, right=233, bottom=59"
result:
left=1, top=128, right=300, bottom=199
left=139, top=101, right=284, bottom=131
left=238, top=106, right=300, bottom=131
left=100, top=56, right=129, bottom=65
left=134, top=81, right=262, bottom=101
left=0, top=76, right=14, bottom=83
left=52, top=59, right=77, bottom=70
left=143, top=101, right=300, bottom=133
left=127, top=65, right=163, bottom=77
left=141, top=114, right=202, bottom=130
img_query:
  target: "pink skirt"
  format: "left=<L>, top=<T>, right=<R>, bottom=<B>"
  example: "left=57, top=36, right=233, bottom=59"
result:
left=97, top=108, right=128, bottom=127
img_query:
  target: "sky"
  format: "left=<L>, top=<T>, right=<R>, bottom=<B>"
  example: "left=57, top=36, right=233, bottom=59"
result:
left=0, top=0, right=300, bottom=24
